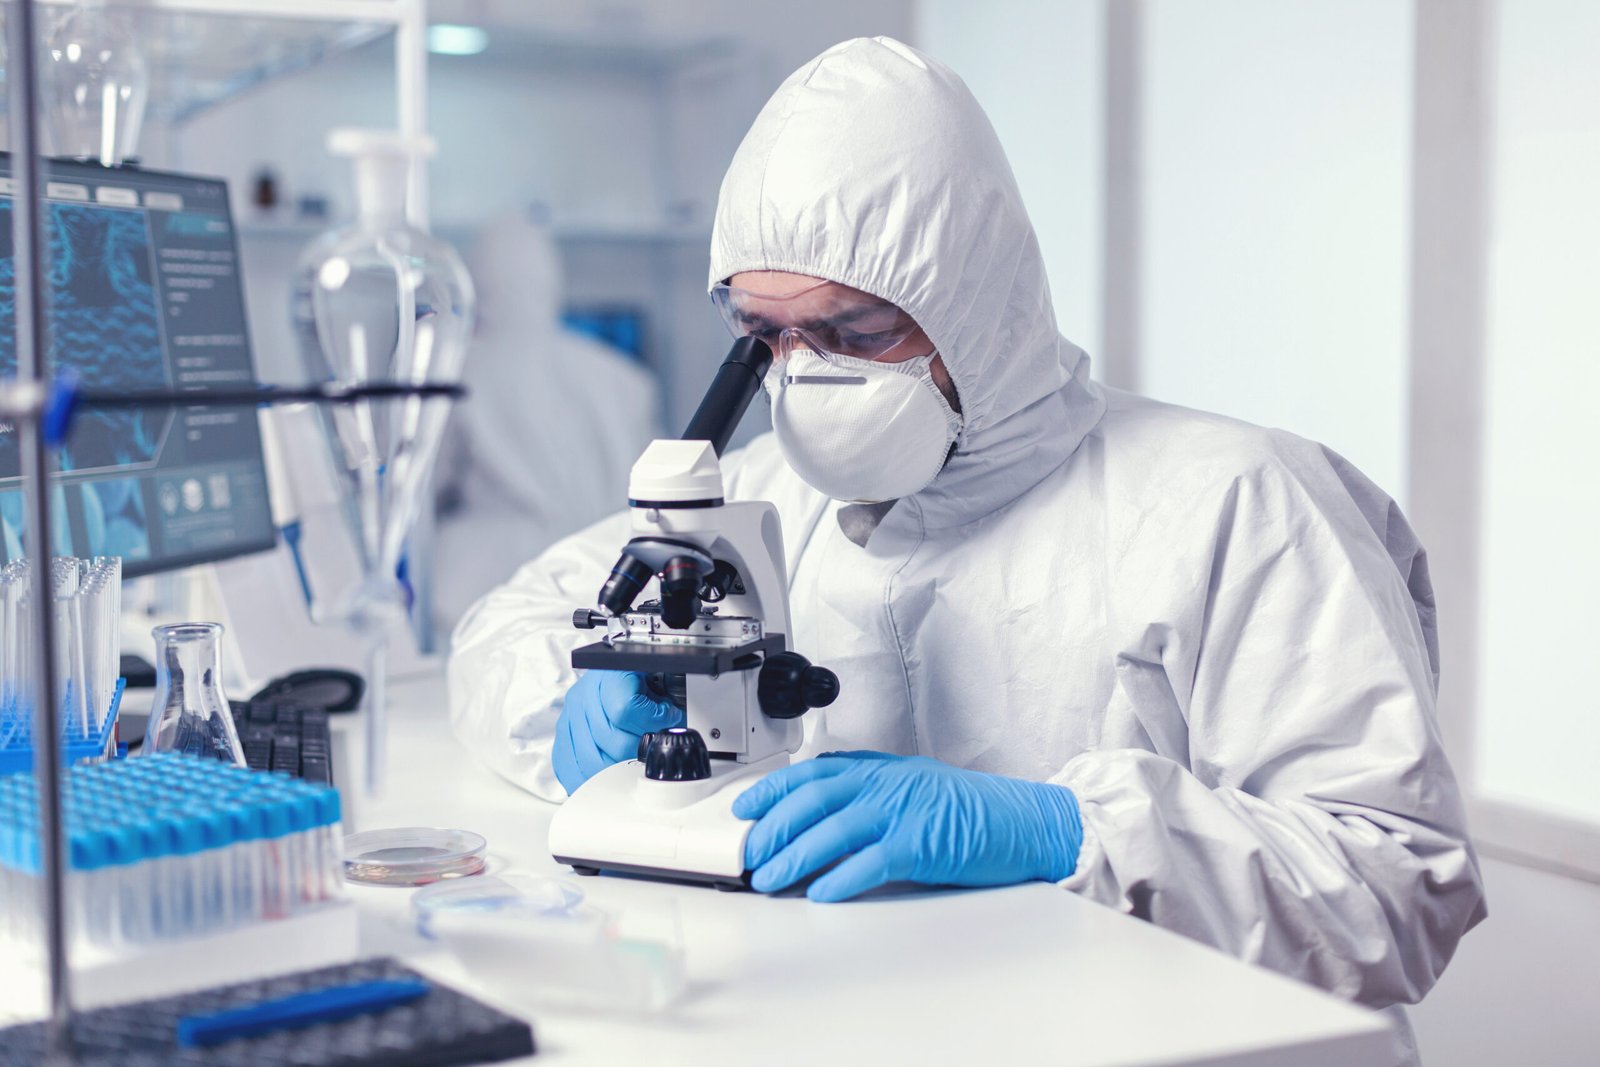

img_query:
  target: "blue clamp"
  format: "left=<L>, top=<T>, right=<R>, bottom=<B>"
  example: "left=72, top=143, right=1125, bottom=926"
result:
left=43, top=370, right=81, bottom=447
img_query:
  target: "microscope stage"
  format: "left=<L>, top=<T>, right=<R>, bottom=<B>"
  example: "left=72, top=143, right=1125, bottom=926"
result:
left=570, top=634, right=784, bottom=676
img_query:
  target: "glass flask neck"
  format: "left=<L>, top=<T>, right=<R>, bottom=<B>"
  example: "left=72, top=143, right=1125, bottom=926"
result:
left=351, top=153, right=410, bottom=227
left=155, top=624, right=223, bottom=713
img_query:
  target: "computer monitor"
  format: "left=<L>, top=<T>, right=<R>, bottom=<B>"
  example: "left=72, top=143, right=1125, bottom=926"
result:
left=0, top=155, right=276, bottom=577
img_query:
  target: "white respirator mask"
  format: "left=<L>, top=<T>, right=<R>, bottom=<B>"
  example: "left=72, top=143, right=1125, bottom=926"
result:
left=762, top=343, right=963, bottom=504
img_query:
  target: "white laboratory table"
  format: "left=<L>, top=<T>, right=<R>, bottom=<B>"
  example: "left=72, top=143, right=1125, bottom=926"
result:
left=340, top=672, right=1397, bottom=1066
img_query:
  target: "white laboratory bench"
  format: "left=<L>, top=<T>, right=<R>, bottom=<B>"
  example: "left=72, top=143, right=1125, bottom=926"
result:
left=338, top=672, right=1397, bottom=1066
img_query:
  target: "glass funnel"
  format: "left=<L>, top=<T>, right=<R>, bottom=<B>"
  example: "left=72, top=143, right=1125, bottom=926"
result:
left=42, top=0, right=150, bottom=166
left=290, top=128, right=474, bottom=794
left=143, top=622, right=244, bottom=764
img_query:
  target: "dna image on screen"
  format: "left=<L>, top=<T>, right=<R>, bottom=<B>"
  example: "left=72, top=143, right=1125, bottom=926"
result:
left=0, top=199, right=169, bottom=479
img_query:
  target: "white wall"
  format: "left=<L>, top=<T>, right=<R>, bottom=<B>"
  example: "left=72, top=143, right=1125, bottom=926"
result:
left=919, top=0, right=1412, bottom=498
left=1141, top=0, right=1412, bottom=500
left=1475, top=0, right=1600, bottom=823
left=1410, top=856, right=1600, bottom=1065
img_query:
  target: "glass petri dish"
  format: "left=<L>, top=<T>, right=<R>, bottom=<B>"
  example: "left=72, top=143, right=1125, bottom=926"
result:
left=409, top=872, right=687, bottom=1012
left=342, top=826, right=488, bottom=886
left=411, top=874, right=589, bottom=936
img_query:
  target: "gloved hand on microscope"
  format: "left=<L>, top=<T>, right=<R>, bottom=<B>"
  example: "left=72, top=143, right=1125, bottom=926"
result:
left=552, top=671, right=1083, bottom=902
left=734, top=751, right=1083, bottom=902
left=551, top=670, right=682, bottom=796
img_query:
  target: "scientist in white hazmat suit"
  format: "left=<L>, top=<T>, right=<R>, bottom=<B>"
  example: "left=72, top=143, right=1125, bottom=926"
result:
left=434, top=210, right=658, bottom=632
left=449, top=37, right=1483, bottom=1060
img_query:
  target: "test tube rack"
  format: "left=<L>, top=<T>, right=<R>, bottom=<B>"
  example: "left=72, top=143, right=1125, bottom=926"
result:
left=0, top=753, right=357, bottom=1023
left=0, top=678, right=125, bottom=777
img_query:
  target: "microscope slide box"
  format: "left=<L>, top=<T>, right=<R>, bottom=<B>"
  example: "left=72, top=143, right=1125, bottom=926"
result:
left=0, top=900, right=358, bottom=1025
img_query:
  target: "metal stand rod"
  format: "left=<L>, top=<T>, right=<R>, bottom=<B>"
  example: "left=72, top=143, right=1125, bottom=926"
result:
left=7, top=0, right=74, bottom=1058
left=363, top=626, right=388, bottom=798
left=72, top=382, right=466, bottom=409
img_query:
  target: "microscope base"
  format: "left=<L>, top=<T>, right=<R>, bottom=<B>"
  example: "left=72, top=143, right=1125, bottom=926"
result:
left=560, top=859, right=750, bottom=892
left=548, top=754, right=789, bottom=890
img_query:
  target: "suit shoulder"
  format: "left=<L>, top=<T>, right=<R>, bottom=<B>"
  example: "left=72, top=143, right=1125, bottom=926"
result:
left=1096, top=389, right=1339, bottom=494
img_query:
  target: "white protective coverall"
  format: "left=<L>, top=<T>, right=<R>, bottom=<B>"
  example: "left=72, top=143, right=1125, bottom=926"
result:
left=449, top=38, right=1484, bottom=1061
left=433, top=211, right=659, bottom=631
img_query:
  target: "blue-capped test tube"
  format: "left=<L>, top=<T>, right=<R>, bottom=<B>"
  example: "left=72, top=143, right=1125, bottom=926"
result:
left=0, top=753, right=344, bottom=956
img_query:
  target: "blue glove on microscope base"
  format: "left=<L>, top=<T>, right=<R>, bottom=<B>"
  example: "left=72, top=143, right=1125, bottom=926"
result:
left=732, top=751, right=1084, bottom=902
left=552, top=670, right=684, bottom=795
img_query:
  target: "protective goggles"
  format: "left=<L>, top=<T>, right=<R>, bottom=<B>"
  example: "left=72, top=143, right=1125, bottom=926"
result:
left=710, top=279, right=926, bottom=362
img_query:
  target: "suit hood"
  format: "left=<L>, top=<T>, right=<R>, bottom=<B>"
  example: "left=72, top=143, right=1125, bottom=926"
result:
left=709, top=36, right=1104, bottom=527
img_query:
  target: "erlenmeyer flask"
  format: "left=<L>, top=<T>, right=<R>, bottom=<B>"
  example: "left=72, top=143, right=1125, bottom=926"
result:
left=42, top=0, right=149, bottom=166
left=143, top=623, right=244, bottom=764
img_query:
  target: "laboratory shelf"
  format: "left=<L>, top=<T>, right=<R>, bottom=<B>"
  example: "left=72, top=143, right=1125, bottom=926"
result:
left=3, top=0, right=414, bottom=127
left=551, top=222, right=712, bottom=245
left=430, top=218, right=711, bottom=245
left=477, top=29, right=741, bottom=76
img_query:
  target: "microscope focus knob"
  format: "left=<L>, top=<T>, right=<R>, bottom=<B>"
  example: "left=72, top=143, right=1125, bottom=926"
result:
left=643, top=727, right=712, bottom=782
left=758, top=652, right=841, bottom=720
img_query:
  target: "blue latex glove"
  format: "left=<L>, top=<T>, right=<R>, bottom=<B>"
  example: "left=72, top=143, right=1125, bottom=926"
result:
left=552, top=671, right=684, bottom=795
left=732, top=751, right=1083, bottom=902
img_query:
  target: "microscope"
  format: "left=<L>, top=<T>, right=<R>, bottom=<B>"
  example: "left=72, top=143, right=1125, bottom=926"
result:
left=547, top=338, right=840, bottom=890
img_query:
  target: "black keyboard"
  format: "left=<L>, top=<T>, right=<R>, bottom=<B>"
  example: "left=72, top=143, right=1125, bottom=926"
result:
left=230, top=700, right=334, bottom=785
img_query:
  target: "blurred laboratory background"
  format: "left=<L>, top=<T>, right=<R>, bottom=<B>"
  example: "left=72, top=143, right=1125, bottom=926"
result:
left=0, top=0, right=1593, bottom=1062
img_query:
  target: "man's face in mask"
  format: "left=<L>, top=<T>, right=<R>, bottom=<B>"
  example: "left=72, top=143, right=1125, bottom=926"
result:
left=727, top=271, right=961, bottom=412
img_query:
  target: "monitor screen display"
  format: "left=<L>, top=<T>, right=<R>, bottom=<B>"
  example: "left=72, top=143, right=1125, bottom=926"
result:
left=0, top=156, right=276, bottom=577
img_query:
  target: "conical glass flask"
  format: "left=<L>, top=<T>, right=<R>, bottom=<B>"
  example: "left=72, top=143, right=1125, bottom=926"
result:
left=143, top=623, right=244, bottom=764
left=42, top=0, right=150, bottom=166
left=290, top=129, right=474, bottom=794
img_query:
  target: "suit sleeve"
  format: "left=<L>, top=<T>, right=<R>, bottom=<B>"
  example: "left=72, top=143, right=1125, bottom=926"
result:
left=446, top=508, right=634, bottom=801
left=1055, top=449, right=1486, bottom=1008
